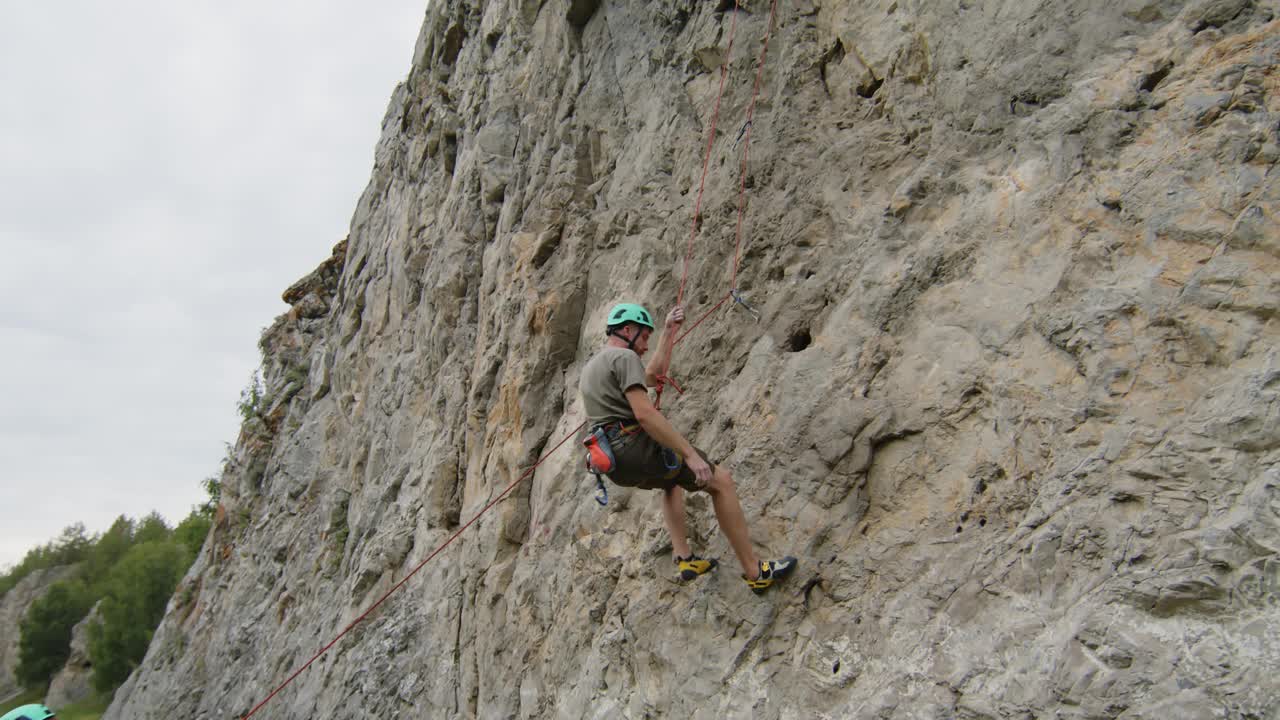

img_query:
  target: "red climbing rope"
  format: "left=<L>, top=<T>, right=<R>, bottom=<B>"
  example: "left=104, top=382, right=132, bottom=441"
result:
left=243, top=2, right=781, bottom=714
left=676, top=2, right=740, bottom=310
left=731, top=0, right=779, bottom=290
left=660, top=0, right=779, bottom=406
left=240, top=422, right=586, bottom=719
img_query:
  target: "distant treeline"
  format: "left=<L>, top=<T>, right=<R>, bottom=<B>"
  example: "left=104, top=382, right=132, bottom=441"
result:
left=1, top=478, right=218, bottom=695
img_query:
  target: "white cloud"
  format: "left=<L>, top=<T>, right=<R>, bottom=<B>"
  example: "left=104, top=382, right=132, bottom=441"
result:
left=0, top=0, right=426, bottom=569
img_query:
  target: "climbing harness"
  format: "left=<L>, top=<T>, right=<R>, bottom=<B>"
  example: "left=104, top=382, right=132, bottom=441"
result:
left=583, top=420, right=686, bottom=505
left=583, top=426, right=617, bottom=474
left=583, top=425, right=617, bottom=505
left=241, top=1, right=779, bottom=716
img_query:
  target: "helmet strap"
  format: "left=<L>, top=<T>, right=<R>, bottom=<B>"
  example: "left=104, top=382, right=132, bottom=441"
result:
left=608, top=325, right=640, bottom=352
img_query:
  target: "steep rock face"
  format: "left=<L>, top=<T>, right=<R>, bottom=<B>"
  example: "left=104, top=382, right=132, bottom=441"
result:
left=107, top=1, right=1279, bottom=718
left=45, top=601, right=101, bottom=710
left=0, top=566, right=76, bottom=700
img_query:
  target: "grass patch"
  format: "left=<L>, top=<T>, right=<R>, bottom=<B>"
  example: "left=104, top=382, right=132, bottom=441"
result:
left=55, top=693, right=112, bottom=720
left=2, top=687, right=45, bottom=712
left=2, top=689, right=112, bottom=720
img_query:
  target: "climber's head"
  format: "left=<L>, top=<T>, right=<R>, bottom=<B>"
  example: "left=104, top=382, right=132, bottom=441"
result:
left=605, top=303, right=655, bottom=355
left=0, top=704, right=57, bottom=720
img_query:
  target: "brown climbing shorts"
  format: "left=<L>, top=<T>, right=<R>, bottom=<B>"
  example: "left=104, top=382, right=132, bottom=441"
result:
left=598, top=422, right=712, bottom=493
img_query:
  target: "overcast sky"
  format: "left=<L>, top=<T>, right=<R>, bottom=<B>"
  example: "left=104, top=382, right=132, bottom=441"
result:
left=0, top=1, right=428, bottom=570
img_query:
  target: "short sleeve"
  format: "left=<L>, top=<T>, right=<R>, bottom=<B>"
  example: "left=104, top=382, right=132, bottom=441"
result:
left=610, top=350, right=648, bottom=394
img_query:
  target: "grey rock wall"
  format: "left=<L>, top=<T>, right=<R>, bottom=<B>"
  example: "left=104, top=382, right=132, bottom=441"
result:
left=106, top=1, right=1279, bottom=718
left=45, top=601, right=101, bottom=710
left=0, top=566, right=76, bottom=700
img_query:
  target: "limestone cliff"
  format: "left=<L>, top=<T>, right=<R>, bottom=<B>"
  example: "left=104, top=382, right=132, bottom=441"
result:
left=0, top=566, right=76, bottom=701
left=45, top=601, right=101, bottom=709
left=105, top=1, right=1279, bottom=718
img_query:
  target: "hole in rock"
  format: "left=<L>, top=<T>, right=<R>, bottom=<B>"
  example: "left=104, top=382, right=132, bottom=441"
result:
left=1139, top=61, right=1173, bottom=92
left=784, top=327, right=812, bottom=352
left=857, top=77, right=884, bottom=98
left=443, top=133, right=458, bottom=176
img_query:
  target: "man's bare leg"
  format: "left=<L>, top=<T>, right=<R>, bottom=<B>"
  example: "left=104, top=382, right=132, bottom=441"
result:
left=662, top=486, right=693, bottom=560
left=705, top=466, right=761, bottom=578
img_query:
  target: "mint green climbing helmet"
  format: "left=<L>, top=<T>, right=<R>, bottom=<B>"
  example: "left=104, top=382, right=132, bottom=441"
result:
left=605, top=303, right=654, bottom=333
left=1, top=704, right=56, bottom=720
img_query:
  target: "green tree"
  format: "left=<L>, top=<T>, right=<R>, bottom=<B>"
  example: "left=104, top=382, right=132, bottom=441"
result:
left=82, top=516, right=134, bottom=591
left=51, top=523, right=93, bottom=563
left=87, top=541, right=189, bottom=692
left=133, top=512, right=171, bottom=546
left=16, top=579, right=93, bottom=687
left=0, top=523, right=93, bottom=598
left=173, top=512, right=212, bottom=559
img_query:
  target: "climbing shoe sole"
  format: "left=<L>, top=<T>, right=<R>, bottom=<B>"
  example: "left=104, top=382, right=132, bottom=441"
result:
left=746, top=556, right=798, bottom=595
left=677, top=555, right=718, bottom=581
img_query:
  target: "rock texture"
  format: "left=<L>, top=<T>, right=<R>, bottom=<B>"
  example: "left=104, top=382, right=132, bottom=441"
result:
left=0, top=566, right=76, bottom=700
left=106, top=0, right=1279, bottom=718
left=44, top=601, right=101, bottom=709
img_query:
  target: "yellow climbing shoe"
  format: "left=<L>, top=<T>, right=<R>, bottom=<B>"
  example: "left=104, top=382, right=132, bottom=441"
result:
left=744, top=556, right=797, bottom=595
left=676, top=554, right=718, bottom=581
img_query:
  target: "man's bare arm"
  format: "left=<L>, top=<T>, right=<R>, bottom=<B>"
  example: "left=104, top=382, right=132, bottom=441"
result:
left=625, top=386, right=712, bottom=485
left=645, top=306, right=683, bottom=387
left=625, top=387, right=692, bottom=455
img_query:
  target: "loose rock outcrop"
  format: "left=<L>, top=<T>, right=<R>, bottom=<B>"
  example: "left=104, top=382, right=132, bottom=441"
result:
left=44, top=601, right=101, bottom=709
left=106, top=1, right=1279, bottom=718
left=0, top=566, right=76, bottom=701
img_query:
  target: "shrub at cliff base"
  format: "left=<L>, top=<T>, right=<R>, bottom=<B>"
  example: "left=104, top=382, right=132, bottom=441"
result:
left=86, top=542, right=191, bottom=693
left=15, top=580, right=93, bottom=688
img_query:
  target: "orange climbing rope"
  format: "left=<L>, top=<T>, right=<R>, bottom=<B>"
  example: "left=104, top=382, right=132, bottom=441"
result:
left=240, top=2, right=778, bottom=716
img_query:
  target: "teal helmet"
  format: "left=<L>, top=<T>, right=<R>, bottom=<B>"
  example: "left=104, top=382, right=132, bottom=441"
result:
left=605, top=303, right=654, bottom=334
left=1, top=705, right=56, bottom=720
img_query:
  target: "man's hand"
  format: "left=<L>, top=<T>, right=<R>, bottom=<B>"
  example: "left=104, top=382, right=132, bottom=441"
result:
left=665, top=305, right=685, bottom=331
left=685, top=452, right=713, bottom=488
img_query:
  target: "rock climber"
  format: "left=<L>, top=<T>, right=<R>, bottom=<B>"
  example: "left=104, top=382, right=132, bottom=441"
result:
left=579, top=302, right=796, bottom=594
left=0, top=704, right=56, bottom=720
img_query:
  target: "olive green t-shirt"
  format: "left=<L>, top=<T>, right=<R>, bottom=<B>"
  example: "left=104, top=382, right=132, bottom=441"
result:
left=580, top=346, right=649, bottom=427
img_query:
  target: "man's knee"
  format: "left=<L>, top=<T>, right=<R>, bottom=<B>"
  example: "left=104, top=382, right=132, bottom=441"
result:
left=706, top=466, right=735, bottom=495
